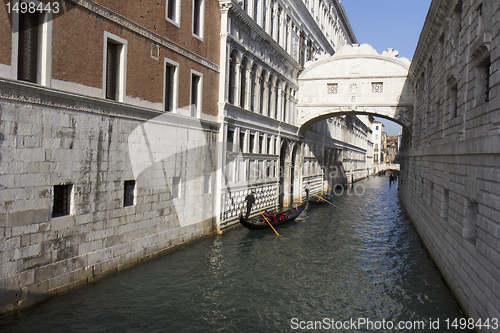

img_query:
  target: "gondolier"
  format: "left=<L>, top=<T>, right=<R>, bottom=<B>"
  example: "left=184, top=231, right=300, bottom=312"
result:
left=305, top=182, right=311, bottom=200
left=244, top=191, right=256, bottom=219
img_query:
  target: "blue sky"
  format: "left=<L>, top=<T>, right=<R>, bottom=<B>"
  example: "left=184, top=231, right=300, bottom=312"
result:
left=340, top=0, right=432, bottom=135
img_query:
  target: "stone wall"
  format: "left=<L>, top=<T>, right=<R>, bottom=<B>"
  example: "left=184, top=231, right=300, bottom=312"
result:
left=400, top=0, right=500, bottom=331
left=0, top=81, right=219, bottom=314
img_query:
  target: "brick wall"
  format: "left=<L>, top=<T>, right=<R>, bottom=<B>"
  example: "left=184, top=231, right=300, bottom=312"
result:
left=0, top=0, right=220, bottom=116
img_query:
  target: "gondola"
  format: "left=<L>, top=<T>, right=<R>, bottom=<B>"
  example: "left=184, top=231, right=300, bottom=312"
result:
left=307, top=194, right=334, bottom=205
left=239, top=202, right=307, bottom=230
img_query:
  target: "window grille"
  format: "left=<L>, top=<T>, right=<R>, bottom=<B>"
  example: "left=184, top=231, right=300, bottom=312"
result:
left=53, top=184, right=72, bottom=218
left=124, top=180, right=135, bottom=207
left=18, top=12, right=40, bottom=83
left=327, top=83, right=338, bottom=94
left=371, top=82, right=383, bottom=93
left=105, top=41, right=118, bottom=100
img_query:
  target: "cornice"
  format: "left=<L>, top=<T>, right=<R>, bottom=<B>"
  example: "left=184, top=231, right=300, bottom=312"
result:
left=227, top=36, right=299, bottom=90
left=0, top=78, right=220, bottom=130
left=228, top=1, right=302, bottom=72
left=409, top=0, right=454, bottom=80
left=289, top=0, right=335, bottom=54
left=71, top=0, right=219, bottom=72
left=331, top=0, right=358, bottom=45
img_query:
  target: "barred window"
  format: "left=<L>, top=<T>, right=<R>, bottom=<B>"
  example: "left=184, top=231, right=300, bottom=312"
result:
left=52, top=184, right=72, bottom=218
left=371, top=82, right=383, bottom=93
left=327, top=83, right=338, bottom=94
left=124, top=180, right=135, bottom=207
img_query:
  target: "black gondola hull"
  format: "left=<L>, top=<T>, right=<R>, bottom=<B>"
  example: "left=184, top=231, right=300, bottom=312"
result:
left=239, top=203, right=306, bottom=230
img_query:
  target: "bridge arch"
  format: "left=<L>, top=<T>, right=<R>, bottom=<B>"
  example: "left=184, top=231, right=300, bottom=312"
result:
left=297, top=44, right=414, bottom=135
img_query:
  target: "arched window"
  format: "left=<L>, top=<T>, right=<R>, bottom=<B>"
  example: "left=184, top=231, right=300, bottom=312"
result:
left=240, top=58, right=248, bottom=108
left=268, top=75, right=274, bottom=118
left=250, top=63, right=257, bottom=111
left=228, top=50, right=238, bottom=104
left=260, top=69, right=266, bottom=115
left=282, top=84, right=288, bottom=122
left=275, top=79, right=281, bottom=120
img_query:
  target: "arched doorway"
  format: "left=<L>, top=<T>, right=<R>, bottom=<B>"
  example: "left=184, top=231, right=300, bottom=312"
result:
left=278, top=141, right=287, bottom=207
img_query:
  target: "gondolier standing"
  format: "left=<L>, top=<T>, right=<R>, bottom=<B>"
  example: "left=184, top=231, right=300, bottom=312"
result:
left=305, top=182, right=311, bottom=200
left=244, top=191, right=256, bottom=219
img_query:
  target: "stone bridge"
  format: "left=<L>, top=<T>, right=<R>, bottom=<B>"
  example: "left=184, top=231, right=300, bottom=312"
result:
left=374, top=163, right=400, bottom=174
left=297, top=44, right=414, bottom=135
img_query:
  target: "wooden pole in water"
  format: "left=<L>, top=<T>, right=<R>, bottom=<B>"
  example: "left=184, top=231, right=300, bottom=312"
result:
left=312, top=194, right=340, bottom=209
left=256, top=207, right=284, bottom=238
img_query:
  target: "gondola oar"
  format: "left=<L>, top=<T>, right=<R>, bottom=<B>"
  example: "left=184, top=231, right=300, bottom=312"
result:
left=256, top=207, right=285, bottom=238
left=312, top=194, right=340, bottom=209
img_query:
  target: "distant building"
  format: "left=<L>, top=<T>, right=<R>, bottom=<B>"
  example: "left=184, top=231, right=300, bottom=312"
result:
left=372, top=121, right=385, bottom=165
left=386, top=135, right=399, bottom=163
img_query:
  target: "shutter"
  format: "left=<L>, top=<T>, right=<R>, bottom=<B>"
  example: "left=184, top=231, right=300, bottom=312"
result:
left=18, top=12, right=39, bottom=83
left=106, top=42, right=118, bottom=100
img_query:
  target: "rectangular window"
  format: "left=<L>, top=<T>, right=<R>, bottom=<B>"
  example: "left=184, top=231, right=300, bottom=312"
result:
left=451, top=83, right=458, bottom=117
left=104, top=33, right=126, bottom=102
left=17, top=12, right=40, bottom=83
left=124, top=180, right=135, bottom=207
left=249, top=133, right=255, bottom=153
left=105, top=41, right=118, bottom=100
left=192, top=0, right=204, bottom=38
left=239, top=131, right=246, bottom=152
left=476, top=57, right=491, bottom=106
left=52, top=184, right=72, bottom=218
left=227, top=128, right=234, bottom=151
left=14, top=3, right=52, bottom=86
left=164, top=59, right=178, bottom=112
left=166, top=0, right=180, bottom=24
left=172, top=177, right=181, bottom=199
left=371, top=82, right=383, bottom=93
left=484, top=60, right=491, bottom=103
left=190, top=71, right=202, bottom=117
left=327, top=83, right=338, bottom=94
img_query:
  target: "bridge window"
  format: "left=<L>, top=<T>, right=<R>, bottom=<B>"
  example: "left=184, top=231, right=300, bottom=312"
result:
left=371, top=82, right=384, bottom=94
left=327, top=83, right=338, bottom=94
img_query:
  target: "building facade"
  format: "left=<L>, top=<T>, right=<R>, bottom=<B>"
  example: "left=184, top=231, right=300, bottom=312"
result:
left=399, top=0, right=500, bottom=329
left=1, top=0, right=394, bottom=315
left=216, top=0, right=379, bottom=228
left=0, top=0, right=221, bottom=313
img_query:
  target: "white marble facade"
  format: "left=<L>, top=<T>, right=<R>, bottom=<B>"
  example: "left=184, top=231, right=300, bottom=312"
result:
left=217, top=0, right=374, bottom=227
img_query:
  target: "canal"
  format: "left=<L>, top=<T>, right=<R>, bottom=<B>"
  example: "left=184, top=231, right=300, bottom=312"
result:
left=1, top=176, right=471, bottom=332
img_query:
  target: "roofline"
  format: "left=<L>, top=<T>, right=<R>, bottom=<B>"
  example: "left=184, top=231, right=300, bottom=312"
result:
left=409, top=0, right=454, bottom=79
left=335, top=1, right=358, bottom=45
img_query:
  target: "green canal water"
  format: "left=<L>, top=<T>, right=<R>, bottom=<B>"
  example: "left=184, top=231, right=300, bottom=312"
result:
left=0, top=176, right=471, bottom=332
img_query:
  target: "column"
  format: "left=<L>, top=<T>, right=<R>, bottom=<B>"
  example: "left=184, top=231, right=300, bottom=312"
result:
left=279, top=10, right=285, bottom=48
left=273, top=3, right=279, bottom=42
left=265, top=0, right=272, bottom=34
